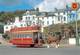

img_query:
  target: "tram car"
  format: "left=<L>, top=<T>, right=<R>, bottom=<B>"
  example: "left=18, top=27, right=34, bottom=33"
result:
left=7, top=25, right=43, bottom=47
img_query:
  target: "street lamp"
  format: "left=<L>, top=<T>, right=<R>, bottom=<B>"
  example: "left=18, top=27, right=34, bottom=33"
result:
left=71, top=1, right=79, bottom=46
left=75, top=10, right=79, bottom=46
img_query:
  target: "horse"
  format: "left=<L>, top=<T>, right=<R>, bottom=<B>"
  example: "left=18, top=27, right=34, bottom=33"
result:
left=47, top=35, right=62, bottom=48
left=34, top=37, right=45, bottom=48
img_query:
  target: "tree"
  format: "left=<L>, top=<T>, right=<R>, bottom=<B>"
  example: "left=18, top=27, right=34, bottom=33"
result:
left=0, top=12, right=16, bottom=23
left=14, top=10, right=26, bottom=16
left=0, top=10, right=25, bottom=23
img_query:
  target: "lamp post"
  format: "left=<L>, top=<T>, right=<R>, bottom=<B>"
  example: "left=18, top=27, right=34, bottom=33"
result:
left=75, top=0, right=79, bottom=46
left=71, top=0, right=79, bottom=46
left=75, top=12, right=79, bottom=46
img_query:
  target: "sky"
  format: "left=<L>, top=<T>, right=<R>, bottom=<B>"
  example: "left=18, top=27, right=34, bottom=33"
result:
left=0, top=0, right=43, bottom=12
left=0, top=0, right=79, bottom=12
left=36, top=0, right=75, bottom=12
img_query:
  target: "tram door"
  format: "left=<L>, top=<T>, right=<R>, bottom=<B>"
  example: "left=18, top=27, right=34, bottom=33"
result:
left=33, top=32, right=43, bottom=43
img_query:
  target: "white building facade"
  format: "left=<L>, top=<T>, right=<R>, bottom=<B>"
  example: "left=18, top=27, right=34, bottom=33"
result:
left=4, top=11, right=68, bottom=33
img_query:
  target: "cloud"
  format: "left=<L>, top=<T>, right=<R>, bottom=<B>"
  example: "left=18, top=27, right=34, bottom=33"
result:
left=25, top=0, right=43, bottom=7
left=35, top=0, right=76, bottom=12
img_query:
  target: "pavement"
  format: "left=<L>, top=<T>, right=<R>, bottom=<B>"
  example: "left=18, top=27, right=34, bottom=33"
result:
left=0, top=39, right=79, bottom=48
left=0, top=46, right=80, bottom=55
left=43, top=43, right=77, bottom=48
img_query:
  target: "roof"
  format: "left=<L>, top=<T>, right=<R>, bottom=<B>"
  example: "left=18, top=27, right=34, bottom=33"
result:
left=10, top=25, right=40, bottom=33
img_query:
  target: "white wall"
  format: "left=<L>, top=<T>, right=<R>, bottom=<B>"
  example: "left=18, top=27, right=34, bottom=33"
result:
left=4, top=25, right=14, bottom=33
left=4, top=12, right=68, bottom=33
left=15, top=17, right=19, bottom=23
left=69, top=38, right=76, bottom=45
left=53, top=12, right=68, bottom=24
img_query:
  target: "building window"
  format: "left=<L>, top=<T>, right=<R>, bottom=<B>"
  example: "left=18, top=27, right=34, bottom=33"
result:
left=47, top=17, right=48, bottom=19
left=28, top=17, right=30, bottom=20
left=64, top=12, right=66, bottom=15
left=11, top=26, right=13, bottom=29
left=27, top=21, right=31, bottom=26
left=21, top=24, right=23, bottom=27
left=52, top=16, right=54, bottom=19
left=42, top=17, right=44, bottom=20
left=6, top=26, right=8, bottom=29
left=37, top=17, right=39, bottom=24
left=58, top=12, right=59, bottom=15
left=58, top=16, right=60, bottom=21
left=38, top=17, right=39, bottom=20
left=33, top=22, right=35, bottom=25
left=20, top=17, right=22, bottom=21
left=24, top=24, right=26, bottom=26
left=52, top=21, right=54, bottom=24
left=26, top=17, right=27, bottom=20
left=14, top=26, right=17, bottom=28
left=42, top=21, right=44, bottom=25
left=33, top=16, right=35, bottom=20
left=47, top=21, right=49, bottom=25
left=64, top=17, right=66, bottom=21
left=26, top=17, right=30, bottom=20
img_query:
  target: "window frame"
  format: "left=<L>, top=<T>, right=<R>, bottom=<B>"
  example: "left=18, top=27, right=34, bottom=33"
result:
left=64, top=17, right=66, bottom=21
left=47, top=21, right=49, bottom=25
left=6, top=26, right=8, bottom=29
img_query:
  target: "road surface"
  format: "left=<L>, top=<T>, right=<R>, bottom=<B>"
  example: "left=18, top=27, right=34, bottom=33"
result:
left=0, top=46, right=80, bottom=55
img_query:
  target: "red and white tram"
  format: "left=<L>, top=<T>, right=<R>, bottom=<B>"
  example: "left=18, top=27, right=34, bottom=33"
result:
left=8, top=25, right=43, bottom=47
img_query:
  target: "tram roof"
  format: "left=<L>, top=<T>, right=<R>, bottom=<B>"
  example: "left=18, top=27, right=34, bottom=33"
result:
left=9, top=25, right=40, bottom=33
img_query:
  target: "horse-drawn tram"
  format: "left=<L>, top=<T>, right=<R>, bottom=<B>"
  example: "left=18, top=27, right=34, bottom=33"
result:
left=7, top=25, right=44, bottom=48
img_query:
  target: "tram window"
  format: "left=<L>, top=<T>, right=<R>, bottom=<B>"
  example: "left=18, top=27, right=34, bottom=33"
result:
left=15, top=34, right=33, bottom=38
left=19, top=34, right=23, bottom=38
left=25, top=34, right=26, bottom=37
left=18, top=34, right=20, bottom=38
left=16, top=34, right=19, bottom=38
left=25, top=34, right=27, bottom=38
left=23, top=34, right=26, bottom=38
left=19, top=34, right=22, bottom=38
left=17, top=34, right=19, bottom=38
left=25, top=34, right=32, bottom=38
left=20, top=34, right=22, bottom=38
left=22, top=34, right=23, bottom=38
left=21, top=34, right=24, bottom=38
